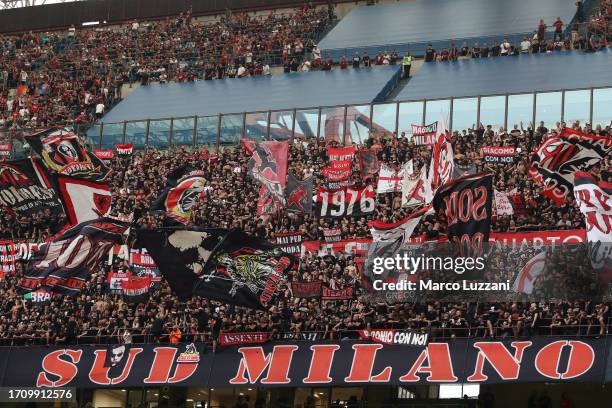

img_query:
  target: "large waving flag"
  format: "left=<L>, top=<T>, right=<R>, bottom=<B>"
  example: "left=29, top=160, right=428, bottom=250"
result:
left=512, top=251, right=546, bottom=294
left=363, top=205, right=431, bottom=283
left=242, top=139, right=289, bottom=205
left=18, top=218, right=129, bottom=295
left=137, top=228, right=294, bottom=309
left=150, top=165, right=207, bottom=225
left=27, top=128, right=110, bottom=182
left=377, top=163, right=408, bottom=194
left=573, top=171, right=612, bottom=282
left=431, top=115, right=454, bottom=189
left=530, top=128, right=612, bottom=205
left=57, top=176, right=112, bottom=225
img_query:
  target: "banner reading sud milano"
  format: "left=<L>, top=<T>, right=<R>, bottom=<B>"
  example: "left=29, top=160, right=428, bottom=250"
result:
left=0, top=338, right=608, bottom=388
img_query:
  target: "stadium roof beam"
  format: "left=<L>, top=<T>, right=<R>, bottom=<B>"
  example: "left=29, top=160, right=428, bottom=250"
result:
left=0, top=0, right=80, bottom=10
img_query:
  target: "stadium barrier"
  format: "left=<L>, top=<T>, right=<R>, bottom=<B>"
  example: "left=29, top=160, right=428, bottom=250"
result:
left=3, top=85, right=608, bottom=154
left=83, top=85, right=612, bottom=150
left=1, top=324, right=609, bottom=348
left=1, top=337, right=611, bottom=387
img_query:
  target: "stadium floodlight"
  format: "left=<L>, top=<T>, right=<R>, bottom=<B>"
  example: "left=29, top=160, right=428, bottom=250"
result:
left=0, top=0, right=84, bottom=10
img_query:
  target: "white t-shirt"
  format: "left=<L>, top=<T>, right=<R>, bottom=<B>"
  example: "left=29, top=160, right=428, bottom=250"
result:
left=95, top=103, right=105, bottom=114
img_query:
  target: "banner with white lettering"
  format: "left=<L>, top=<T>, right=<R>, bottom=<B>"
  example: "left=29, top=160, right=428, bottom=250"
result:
left=315, top=184, right=376, bottom=218
left=358, top=329, right=429, bottom=346
left=411, top=122, right=437, bottom=146
left=482, top=146, right=516, bottom=164
left=273, top=232, right=303, bottom=256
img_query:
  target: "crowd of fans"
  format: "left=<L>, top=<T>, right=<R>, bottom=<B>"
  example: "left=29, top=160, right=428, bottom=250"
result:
left=0, top=116, right=610, bottom=346
left=0, top=3, right=610, bottom=348
left=0, top=4, right=333, bottom=132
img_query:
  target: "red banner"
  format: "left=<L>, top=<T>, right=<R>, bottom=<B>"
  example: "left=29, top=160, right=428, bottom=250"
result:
left=323, top=160, right=352, bottom=182
left=358, top=329, right=429, bottom=346
left=0, top=240, right=16, bottom=279
left=94, top=149, right=114, bottom=160
left=0, top=144, right=11, bottom=159
left=322, top=286, right=354, bottom=300
left=290, top=281, right=323, bottom=298
left=115, top=144, right=134, bottom=155
left=219, top=331, right=270, bottom=347
left=327, top=146, right=356, bottom=162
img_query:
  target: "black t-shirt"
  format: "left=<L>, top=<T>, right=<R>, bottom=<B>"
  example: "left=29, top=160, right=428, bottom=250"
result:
left=491, top=45, right=501, bottom=56
left=425, top=48, right=436, bottom=62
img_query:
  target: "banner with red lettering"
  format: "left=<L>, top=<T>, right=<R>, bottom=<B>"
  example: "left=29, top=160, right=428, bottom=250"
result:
left=323, top=228, right=342, bottom=243
left=290, top=281, right=323, bottom=298
left=0, top=338, right=608, bottom=388
left=0, top=144, right=11, bottom=160
left=433, top=173, right=493, bottom=254
left=482, top=146, right=516, bottom=164
left=322, top=286, right=354, bottom=300
left=302, top=239, right=370, bottom=257
left=219, top=332, right=270, bottom=347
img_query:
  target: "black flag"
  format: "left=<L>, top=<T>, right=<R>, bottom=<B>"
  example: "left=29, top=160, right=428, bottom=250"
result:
left=136, top=228, right=225, bottom=299
left=27, top=128, right=110, bottom=182
left=0, top=158, right=64, bottom=218
left=137, top=228, right=293, bottom=309
left=433, top=173, right=493, bottom=255
left=150, top=165, right=207, bottom=225
left=19, top=218, right=129, bottom=295
left=285, top=174, right=313, bottom=213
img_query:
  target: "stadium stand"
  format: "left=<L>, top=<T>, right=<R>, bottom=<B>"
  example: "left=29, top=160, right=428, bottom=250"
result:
left=319, top=0, right=579, bottom=58
left=394, top=48, right=612, bottom=100
left=0, top=1, right=611, bottom=407
left=99, top=65, right=402, bottom=123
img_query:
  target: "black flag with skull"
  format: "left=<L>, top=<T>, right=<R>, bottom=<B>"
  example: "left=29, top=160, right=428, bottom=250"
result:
left=136, top=228, right=294, bottom=309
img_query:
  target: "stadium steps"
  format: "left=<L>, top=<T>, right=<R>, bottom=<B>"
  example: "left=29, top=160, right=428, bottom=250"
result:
left=383, top=59, right=424, bottom=102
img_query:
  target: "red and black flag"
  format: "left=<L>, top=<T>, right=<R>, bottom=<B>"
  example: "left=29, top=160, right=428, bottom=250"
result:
left=150, top=165, right=207, bottom=225
left=285, top=173, right=313, bottom=213
left=136, top=228, right=293, bottom=309
left=115, top=144, right=134, bottom=156
left=57, top=176, right=112, bottom=225
left=242, top=139, right=288, bottom=205
left=18, top=218, right=129, bottom=296
left=358, top=148, right=379, bottom=180
left=256, top=185, right=283, bottom=216
left=0, top=158, right=64, bottom=219
left=26, top=128, right=110, bottom=182
left=530, top=128, right=612, bottom=205
left=433, top=173, right=493, bottom=255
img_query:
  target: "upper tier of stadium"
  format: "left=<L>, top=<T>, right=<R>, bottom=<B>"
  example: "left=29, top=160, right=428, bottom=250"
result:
left=394, top=47, right=612, bottom=101
left=100, top=66, right=402, bottom=123
left=319, top=0, right=579, bottom=58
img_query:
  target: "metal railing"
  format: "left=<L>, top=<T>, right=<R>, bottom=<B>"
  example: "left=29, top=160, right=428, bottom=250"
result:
left=74, top=84, right=611, bottom=151
left=2, top=322, right=609, bottom=348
